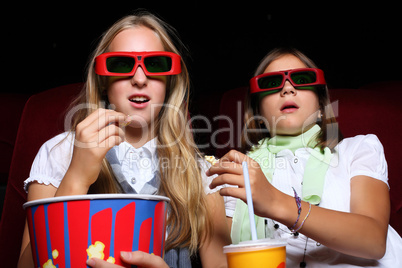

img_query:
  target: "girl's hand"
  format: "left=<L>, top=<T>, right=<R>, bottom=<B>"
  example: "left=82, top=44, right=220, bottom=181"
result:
left=208, top=150, right=281, bottom=218
left=86, top=251, right=168, bottom=268
left=58, top=109, right=129, bottom=194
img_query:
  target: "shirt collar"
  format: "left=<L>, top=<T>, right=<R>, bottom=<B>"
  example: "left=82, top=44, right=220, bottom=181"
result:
left=113, top=137, right=158, bottom=163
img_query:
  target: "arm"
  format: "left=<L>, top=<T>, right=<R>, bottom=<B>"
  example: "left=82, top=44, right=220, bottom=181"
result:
left=209, top=150, right=389, bottom=260
left=18, top=183, right=58, bottom=268
left=56, top=109, right=127, bottom=196
left=18, top=109, right=129, bottom=267
left=274, top=175, right=389, bottom=259
left=198, top=192, right=231, bottom=268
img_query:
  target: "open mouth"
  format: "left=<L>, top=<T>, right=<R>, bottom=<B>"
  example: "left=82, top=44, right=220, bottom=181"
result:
left=280, top=102, right=299, bottom=112
left=129, top=96, right=150, bottom=104
left=281, top=105, right=298, bottom=111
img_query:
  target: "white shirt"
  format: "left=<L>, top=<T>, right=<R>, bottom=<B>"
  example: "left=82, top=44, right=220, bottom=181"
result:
left=225, top=134, right=402, bottom=267
left=25, top=132, right=219, bottom=196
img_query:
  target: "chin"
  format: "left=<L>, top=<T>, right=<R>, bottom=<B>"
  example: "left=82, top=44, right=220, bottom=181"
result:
left=273, top=121, right=302, bottom=136
left=275, top=117, right=317, bottom=136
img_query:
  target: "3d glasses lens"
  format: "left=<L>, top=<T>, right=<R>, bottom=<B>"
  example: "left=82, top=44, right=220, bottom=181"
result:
left=258, top=75, right=283, bottom=89
left=290, top=71, right=317, bottom=85
left=106, top=57, right=135, bottom=73
left=144, top=56, right=172, bottom=73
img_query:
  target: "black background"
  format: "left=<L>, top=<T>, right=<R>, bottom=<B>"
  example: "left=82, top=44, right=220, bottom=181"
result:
left=5, top=3, right=401, bottom=98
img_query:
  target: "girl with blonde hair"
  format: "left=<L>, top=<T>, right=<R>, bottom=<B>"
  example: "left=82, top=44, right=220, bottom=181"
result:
left=19, top=11, right=230, bottom=268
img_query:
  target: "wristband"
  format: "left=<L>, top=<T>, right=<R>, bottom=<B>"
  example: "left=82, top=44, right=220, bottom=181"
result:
left=293, top=202, right=312, bottom=233
left=288, top=187, right=302, bottom=231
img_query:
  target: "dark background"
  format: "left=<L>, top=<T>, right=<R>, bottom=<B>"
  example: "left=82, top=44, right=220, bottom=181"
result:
left=5, top=3, right=401, bottom=97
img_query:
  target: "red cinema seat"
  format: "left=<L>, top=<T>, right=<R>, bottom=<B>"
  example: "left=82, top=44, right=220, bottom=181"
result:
left=0, top=83, right=83, bottom=268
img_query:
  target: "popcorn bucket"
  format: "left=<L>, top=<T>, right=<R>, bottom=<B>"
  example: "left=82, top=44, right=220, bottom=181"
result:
left=23, top=194, right=169, bottom=268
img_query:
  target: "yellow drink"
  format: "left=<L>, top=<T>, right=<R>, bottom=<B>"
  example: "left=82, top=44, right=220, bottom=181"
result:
left=223, top=239, right=286, bottom=268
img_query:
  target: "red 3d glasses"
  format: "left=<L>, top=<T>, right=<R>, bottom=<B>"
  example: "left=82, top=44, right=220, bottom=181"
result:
left=95, top=51, right=181, bottom=76
left=250, top=68, right=326, bottom=94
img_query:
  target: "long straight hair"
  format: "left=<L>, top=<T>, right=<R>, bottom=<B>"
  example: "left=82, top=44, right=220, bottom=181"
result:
left=68, top=11, right=211, bottom=255
left=241, top=47, right=343, bottom=152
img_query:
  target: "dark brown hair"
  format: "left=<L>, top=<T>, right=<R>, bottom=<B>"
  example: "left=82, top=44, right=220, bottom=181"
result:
left=241, top=47, right=343, bottom=153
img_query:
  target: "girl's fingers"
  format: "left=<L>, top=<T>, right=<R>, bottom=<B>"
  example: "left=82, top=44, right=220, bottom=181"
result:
left=209, top=174, right=244, bottom=189
left=207, top=161, right=243, bottom=176
left=99, top=135, right=124, bottom=150
left=207, top=150, right=255, bottom=177
left=77, top=108, right=107, bottom=130
left=75, top=109, right=129, bottom=148
left=219, top=150, right=248, bottom=164
left=219, top=185, right=247, bottom=201
left=78, top=109, right=128, bottom=134
left=86, top=257, right=117, bottom=268
left=95, top=110, right=128, bottom=131
left=86, top=251, right=168, bottom=268
left=97, top=124, right=125, bottom=146
left=120, top=251, right=168, bottom=268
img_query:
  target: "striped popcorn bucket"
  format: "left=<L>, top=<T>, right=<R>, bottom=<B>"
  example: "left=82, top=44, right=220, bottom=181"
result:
left=24, top=194, right=169, bottom=268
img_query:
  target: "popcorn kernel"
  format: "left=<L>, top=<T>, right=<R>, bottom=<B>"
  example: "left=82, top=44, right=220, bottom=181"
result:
left=43, top=259, right=56, bottom=268
left=52, top=249, right=59, bottom=259
left=87, top=241, right=105, bottom=260
left=205, top=155, right=218, bottom=165
left=107, top=256, right=115, bottom=263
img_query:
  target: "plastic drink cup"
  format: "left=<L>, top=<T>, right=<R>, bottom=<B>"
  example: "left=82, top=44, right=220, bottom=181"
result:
left=223, top=239, right=286, bottom=268
left=23, top=194, right=169, bottom=268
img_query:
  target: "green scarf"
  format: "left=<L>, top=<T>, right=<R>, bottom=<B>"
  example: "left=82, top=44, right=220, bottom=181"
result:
left=231, top=124, right=332, bottom=244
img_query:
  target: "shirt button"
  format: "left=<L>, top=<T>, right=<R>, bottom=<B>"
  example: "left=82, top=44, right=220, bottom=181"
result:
left=294, top=158, right=298, bottom=164
left=131, top=177, right=136, bottom=184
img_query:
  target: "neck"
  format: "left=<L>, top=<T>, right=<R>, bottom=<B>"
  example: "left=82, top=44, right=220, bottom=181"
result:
left=124, top=125, right=156, bottom=148
left=271, top=123, right=316, bottom=138
left=267, top=124, right=321, bottom=154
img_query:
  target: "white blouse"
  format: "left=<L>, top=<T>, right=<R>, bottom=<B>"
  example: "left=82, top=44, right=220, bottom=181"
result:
left=225, top=134, right=402, bottom=267
left=25, top=132, right=219, bottom=196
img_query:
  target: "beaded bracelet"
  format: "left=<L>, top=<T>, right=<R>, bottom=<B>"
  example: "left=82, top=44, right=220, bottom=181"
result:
left=288, top=187, right=302, bottom=231
left=293, top=202, right=312, bottom=233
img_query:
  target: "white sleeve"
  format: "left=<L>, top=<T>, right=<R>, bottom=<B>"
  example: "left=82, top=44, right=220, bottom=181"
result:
left=24, top=132, right=74, bottom=191
left=348, top=134, right=388, bottom=186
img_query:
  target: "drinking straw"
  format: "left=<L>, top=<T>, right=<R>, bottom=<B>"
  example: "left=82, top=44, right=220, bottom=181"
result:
left=242, top=161, right=258, bottom=241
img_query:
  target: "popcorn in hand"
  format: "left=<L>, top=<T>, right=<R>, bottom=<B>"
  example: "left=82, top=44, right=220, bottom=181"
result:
left=205, top=155, right=218, bottom=165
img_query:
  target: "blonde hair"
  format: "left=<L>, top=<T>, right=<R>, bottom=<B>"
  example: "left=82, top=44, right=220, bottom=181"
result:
left=69, top=11, right=211, bottom=255
left=242, top=47, right=343, bottom=152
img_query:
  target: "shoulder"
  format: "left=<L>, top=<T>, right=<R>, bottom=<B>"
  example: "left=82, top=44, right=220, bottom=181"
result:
left=337, top=134, right=384, bottom=155
left=40, top=132, right=75, bottom=152
left=31, top=132, right=75, bottom=162
left=336, top=134, right=388, bottom=185
left=25, top=132, right=75, bottom=191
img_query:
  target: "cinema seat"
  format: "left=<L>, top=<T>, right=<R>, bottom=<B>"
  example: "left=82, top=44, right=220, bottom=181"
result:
left=0, top=83, right=83, bottom=268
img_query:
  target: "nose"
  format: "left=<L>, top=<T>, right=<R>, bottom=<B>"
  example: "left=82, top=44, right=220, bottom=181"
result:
left=280, top=80, right=297, bottom=96
left=131, top=66, right=148, bottom=88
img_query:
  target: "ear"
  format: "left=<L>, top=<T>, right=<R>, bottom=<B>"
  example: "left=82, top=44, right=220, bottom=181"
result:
left=316, top=109, right=323, bottom=123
